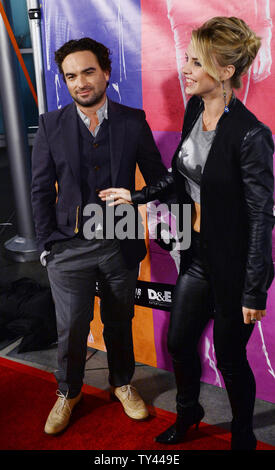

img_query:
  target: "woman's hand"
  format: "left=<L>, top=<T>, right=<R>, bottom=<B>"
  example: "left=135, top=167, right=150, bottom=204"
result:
left=99, top=188, right=132, bottom=206
left=242, top=306, right=266, bottom=325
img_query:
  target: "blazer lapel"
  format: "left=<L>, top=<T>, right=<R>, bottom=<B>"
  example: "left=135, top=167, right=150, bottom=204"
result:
left=60, top=103, right=81, bottom=185
left=108, top=99, right=125, bottom=186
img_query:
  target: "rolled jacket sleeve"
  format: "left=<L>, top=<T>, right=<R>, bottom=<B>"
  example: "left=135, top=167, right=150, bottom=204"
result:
left=240, top=124, right=274, bottom=310
left=131, top=173, right=175, bottom=205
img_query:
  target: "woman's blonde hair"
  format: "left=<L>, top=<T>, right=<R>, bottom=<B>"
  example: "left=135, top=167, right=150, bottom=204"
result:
left=191, top=17, right=261, bottom=89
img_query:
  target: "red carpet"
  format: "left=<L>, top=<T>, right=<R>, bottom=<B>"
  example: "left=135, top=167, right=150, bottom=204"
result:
left=0, top=356, right=273, bottom=451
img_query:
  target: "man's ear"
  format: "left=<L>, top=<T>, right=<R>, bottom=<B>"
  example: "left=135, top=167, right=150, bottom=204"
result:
left=104, top=71, right=110, bottom=83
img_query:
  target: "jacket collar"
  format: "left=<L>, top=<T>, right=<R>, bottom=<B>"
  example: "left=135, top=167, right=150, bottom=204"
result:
left=172, top=93, right=237, bottom=170
left=182, top=93, right=236, bottom=136
left=107, top=99, right=125, bottom=185
left=61, top=103, right=81, bottom=184
left=60, top=98, right=125, bottom=186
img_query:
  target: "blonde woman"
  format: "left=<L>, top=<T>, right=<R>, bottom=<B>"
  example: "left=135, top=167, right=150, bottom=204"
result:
left=100, top=17, right=274, bottom=450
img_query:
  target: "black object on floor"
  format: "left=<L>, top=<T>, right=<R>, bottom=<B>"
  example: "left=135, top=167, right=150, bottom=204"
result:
left=0, top=277, right=57, bottom=353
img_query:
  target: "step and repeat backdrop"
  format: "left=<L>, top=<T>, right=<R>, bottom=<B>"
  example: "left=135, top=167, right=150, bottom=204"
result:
left=40, top=0, right=275, bottom=402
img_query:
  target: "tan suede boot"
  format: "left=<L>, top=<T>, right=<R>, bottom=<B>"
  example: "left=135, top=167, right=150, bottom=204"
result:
left=112, top=385, right=149, bottom=420
left=44, top=390, right=82, bottom=435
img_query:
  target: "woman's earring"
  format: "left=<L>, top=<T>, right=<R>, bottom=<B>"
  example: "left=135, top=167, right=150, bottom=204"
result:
left=222, top=81, right=229, bottom=113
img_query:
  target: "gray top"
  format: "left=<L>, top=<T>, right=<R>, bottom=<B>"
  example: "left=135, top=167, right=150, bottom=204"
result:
left=177, top=113, right=215, bottom=203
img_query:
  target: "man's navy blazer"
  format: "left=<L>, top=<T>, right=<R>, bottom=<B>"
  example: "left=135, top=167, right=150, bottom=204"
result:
left=31, top=98, right=168, bottom=268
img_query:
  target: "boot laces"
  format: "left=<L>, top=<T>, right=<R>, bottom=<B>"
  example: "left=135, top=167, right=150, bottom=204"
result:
left=56, top=390, right=71, bottom=414
left=122, top=384, right=138, bottom=401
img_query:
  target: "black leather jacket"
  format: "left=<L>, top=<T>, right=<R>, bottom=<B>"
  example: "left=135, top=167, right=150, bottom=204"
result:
left=131, top=95, right=274, bottom=314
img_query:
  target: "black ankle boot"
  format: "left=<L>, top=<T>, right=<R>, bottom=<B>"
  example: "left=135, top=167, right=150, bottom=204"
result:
left=155, top=403, right=204, bottom=444
left=231, top=421, right=257, bottom=450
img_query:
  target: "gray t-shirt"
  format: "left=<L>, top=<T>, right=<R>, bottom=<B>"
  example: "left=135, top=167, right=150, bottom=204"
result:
left=177, top=113, right=215, bottom=203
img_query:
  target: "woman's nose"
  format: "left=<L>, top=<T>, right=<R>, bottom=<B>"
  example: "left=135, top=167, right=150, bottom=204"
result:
left=182, top=61, right=191, bottom=74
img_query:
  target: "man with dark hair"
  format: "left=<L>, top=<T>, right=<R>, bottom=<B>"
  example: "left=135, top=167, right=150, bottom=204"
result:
left=31, top=38, right=168, bottom=435
left=55, top=37, right=112, bottom=78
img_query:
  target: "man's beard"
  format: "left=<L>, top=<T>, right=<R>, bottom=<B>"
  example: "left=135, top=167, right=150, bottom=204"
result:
left=72, top=86, right=107, bottom=108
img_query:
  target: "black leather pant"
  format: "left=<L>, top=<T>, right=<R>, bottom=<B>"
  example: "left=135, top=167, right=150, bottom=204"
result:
left=168, top=230, right=256, bottom=429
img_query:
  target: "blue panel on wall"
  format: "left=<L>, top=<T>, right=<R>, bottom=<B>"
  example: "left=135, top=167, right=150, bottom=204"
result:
left=40, top=0, right=142, bottom=112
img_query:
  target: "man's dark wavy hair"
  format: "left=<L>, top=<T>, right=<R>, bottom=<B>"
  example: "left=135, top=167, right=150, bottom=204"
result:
left=55, top=37, right=112, bottom=79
